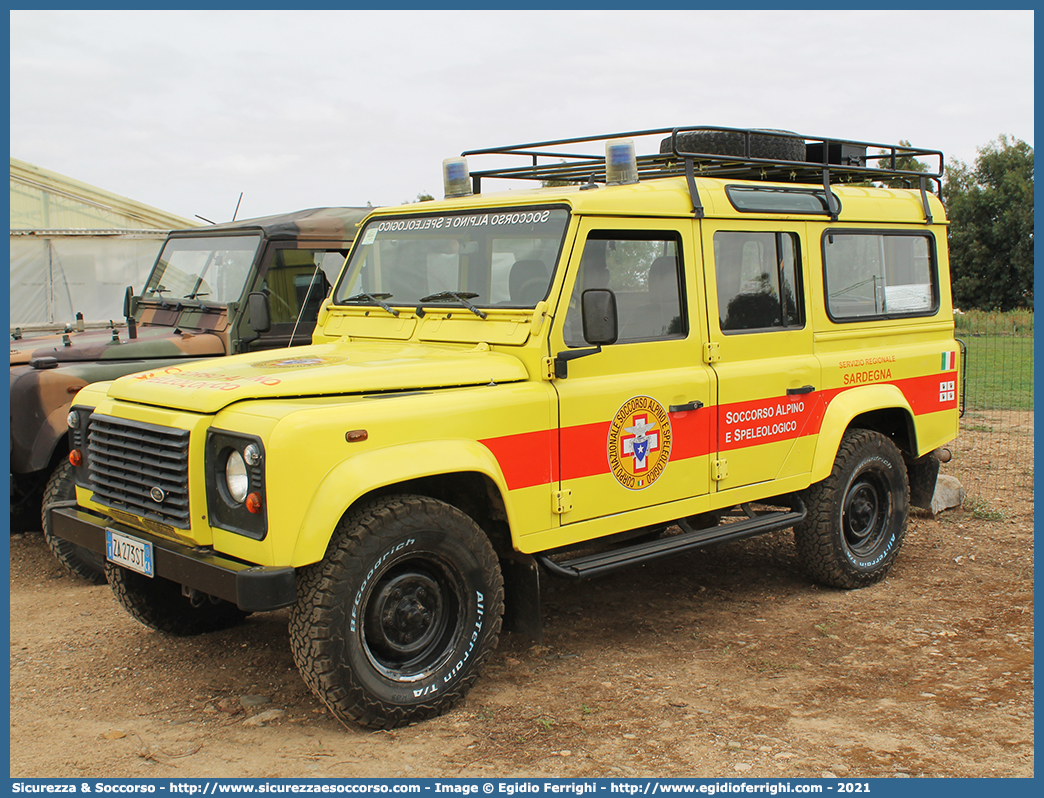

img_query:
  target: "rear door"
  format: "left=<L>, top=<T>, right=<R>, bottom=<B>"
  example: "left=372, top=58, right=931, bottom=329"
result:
left=701, top=221, right=821, bottom=490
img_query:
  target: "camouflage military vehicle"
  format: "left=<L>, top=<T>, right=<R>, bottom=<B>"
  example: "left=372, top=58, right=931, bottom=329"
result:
left=11, top=206, right=369, bottom=582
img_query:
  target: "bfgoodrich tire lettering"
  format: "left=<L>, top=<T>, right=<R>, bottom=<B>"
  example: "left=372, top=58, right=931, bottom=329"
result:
left=795, top=429, right=909, bottom=589
left=42, top=460, right=107, bottom=584
left=289, top=495, right=504, bottom=730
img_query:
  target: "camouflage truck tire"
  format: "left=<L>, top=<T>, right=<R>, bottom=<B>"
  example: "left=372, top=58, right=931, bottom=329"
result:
left=42, top=460, right=107, bottom=584
left=106, top=563, right=250, bottom=636
left=289, top=495, right=504, bottom=729
left=794, top=429, right=910, bottom=589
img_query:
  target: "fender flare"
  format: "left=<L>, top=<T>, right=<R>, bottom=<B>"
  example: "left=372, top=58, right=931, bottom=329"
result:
left=810, top=384, right=915, bottom=484
left=29, top=401, right=78, bottom=472
left=288, top=439, right=512, bottom=567
left=10, top=369, right=86, bottom=474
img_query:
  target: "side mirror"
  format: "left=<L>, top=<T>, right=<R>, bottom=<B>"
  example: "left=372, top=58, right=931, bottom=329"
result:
left=123, top=285, right=135, bottom=318
left=581, top=289, right=618, bottom=345
left=247, top=292, right=271, bottom=333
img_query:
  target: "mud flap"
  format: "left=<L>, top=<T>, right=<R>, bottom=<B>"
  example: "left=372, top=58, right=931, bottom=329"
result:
left=907, top=452, right=941, bottom=510
left=499, top=554, right=543, bottom=644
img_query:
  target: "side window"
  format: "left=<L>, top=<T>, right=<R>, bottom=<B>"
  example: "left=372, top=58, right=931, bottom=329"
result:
left=259, top=249, right=344, bottom=327
left=823, top=232, right=936, bottom=320
left=713, top=231, right=803, bottom=332
left=564, top=233, right=685, bottom=346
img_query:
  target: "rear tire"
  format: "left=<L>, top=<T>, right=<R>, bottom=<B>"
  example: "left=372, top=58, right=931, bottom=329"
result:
left=289, top=495, right=504, bottom=729
left=42, top=460, right=107, bottom=584
left=795, top=429, right=909, bottom=589
left=107, top=564, right=249, bottom=636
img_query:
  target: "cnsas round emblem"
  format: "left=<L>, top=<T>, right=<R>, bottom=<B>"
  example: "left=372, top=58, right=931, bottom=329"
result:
left=251, top=356, right=346, bottom=369
left=607, top=396, right=672, bottom=490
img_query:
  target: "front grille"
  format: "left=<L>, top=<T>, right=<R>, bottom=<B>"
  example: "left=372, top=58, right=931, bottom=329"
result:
left=87, top=414, right=191, bottom=529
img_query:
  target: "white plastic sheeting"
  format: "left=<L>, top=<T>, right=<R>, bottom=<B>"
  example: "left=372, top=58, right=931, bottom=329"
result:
left=10, top=232, right=166, bottom=328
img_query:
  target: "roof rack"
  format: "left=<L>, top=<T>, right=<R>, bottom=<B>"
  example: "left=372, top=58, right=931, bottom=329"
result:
left=461, top=126, right=944, bottom=223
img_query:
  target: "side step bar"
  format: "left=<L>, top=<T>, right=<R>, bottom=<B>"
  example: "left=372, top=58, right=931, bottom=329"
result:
left=536, top=500, right=806, bottom=581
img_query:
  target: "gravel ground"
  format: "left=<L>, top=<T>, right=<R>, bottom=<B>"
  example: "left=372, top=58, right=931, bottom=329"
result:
left=9, top=445, right=1034, bottom=779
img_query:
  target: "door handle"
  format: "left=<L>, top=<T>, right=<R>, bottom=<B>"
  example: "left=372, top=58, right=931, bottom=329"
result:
left=787, top=385, right=815, bottom=396
left=669, top=400, right=704, bottom=413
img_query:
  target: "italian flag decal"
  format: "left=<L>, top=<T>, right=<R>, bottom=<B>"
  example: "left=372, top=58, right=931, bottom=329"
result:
left=942, top=351, right=956, bottom=370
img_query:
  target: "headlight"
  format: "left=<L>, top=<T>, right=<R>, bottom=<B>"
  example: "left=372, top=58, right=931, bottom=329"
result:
left=225, top=449, right=249, bottom=503
left=206, top=430, right=268, bottom=540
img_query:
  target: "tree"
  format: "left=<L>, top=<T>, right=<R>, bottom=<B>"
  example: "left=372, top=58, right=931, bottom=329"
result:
left=542, top=160, right=578, bottom=188
left=944, top=136, right=1034, bottom=311
left=402, top=192, right=434, bottom=204
left=876, top=140, right=930, bottom=188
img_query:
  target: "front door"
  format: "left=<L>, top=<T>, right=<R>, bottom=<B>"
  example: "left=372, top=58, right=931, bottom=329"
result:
left=243, top=245, right=350, bottom=351
left=549, top=218, right=714, bottom=525
left=701, top=222, right=821, bottom=491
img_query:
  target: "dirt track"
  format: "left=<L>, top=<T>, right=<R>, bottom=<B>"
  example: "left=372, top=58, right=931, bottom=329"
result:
left=8, top=452, right=1034, bottom=779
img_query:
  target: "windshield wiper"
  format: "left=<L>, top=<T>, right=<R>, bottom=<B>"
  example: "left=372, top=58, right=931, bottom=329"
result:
left=145, top=287, right=173, bottom=309
left=343, top=292, right=400, bottom=317
left=418, top=291, right=487, bottom=319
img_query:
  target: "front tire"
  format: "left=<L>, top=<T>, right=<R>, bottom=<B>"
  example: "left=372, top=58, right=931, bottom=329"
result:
left=42, top=460, right=107, bottom=584
left=795, top=429, right=909, bottom=589
left=289, top=495, right=504, bottom=729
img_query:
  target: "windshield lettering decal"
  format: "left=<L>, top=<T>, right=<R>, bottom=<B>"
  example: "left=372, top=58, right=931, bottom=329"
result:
left=371, top=210, right=554, bottom=237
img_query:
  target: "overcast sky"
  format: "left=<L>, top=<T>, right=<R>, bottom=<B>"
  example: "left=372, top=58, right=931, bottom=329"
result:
left=10, top=9, right=1035, bottom=225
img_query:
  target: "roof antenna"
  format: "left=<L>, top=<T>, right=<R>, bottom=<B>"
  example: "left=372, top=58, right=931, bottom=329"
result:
left=195, top=214, right=216, bottom=224
left=232, top=192, right=243, bottom=222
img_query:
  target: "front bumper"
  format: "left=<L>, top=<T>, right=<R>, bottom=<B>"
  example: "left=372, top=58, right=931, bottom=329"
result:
left=50, top=506, right=297, bottom=612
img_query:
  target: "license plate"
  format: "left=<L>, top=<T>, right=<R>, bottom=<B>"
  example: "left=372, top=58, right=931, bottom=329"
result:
left=106, top=529, right=154, bottom=577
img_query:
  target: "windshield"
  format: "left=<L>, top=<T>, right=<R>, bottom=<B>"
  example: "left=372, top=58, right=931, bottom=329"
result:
left=334, top=208, right=569, bottom=308
left=144, top=234, right=262, bottom=304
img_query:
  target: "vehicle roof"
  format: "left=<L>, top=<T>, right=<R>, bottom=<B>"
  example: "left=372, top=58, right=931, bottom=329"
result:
left=363, top=177, right=947, bottom=226
left=170, top=206, right=371, bottom=241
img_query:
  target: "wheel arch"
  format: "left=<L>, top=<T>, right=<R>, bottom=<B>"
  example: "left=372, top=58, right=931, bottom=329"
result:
left=289, top=440, right=512, bottom=567
left=10, top=381, right=79, bottom=475
left=811, top=385, right=917, bottom=484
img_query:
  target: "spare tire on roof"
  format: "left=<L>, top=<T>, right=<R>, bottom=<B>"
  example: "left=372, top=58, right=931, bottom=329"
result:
left=660, top=129, right=806, bottom=162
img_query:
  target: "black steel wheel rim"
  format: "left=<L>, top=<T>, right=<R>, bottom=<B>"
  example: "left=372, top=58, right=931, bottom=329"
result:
left=360, top=555, right=463, bottom=679
left=842, top=472, right=890, bottom=556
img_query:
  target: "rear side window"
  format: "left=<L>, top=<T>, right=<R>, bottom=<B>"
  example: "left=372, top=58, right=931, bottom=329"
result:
left=823, top=231, right=937, bottom=321
left=713, top=231, right=803, bottom=332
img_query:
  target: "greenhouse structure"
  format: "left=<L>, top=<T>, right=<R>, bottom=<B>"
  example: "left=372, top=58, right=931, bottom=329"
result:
left=10, top=158, right=196, bottom=331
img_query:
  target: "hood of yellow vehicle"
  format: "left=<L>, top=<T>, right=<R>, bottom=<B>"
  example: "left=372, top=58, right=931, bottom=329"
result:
left=107, top=341, right=529, bottom=414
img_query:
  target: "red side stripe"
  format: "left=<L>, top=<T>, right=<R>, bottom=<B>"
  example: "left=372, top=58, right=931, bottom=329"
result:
left=479, top=429, right=555, bottom=490
left=480, top=373, right=957, bottom=492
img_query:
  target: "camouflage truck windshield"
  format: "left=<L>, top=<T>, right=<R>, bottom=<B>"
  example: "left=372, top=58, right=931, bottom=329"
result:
left=334, top=208, right=569, bottom=308
left=144, top=235, right=262, bottom=303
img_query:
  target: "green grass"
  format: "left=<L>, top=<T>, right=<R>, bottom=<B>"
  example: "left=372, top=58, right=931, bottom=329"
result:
left=954, top=309, right=1034, bottom=336
left=955, top=311, right=1034, bottom=411
left=968, top=496, right=1005, bottom=521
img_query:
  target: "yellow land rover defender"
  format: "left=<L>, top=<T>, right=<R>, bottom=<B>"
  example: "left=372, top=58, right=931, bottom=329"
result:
left=52, top=127, right=961, bottom=729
